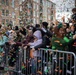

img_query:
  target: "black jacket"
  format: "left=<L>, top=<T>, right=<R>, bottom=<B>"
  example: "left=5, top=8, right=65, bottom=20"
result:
left=34, top=29, right=52, bottom=49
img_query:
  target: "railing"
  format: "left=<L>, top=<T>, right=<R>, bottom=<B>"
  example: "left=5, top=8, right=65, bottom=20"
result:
left=0, top=45, right=76, bottom=75
left=23, top=48, right=76, bottom=75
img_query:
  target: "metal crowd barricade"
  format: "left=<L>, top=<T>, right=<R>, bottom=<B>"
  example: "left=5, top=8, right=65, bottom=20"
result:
left=8, top=46, right=25, bottom=75
left=0, top=44, right=76, bottom=75
left=23, top=48, right=76, bottom=75
left=0, top=44, right=25, bottom=75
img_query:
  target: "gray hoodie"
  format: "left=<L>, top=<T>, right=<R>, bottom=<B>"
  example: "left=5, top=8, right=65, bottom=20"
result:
left=29, top=30, right=42, bottom=48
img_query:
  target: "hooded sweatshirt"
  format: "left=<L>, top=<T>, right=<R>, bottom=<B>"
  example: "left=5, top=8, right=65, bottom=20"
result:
left=29, top=30, right=42, bottom=48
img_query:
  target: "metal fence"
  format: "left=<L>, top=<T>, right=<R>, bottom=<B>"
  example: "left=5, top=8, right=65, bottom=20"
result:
left=0, top=45, right=24, bottom=75
left=23, top=48, right=76, bottom=75
left=0, top=45, right=76, bottom=75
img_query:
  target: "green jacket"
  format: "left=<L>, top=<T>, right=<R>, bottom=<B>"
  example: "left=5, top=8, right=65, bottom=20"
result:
left=51, top=36, right=73, bottom=51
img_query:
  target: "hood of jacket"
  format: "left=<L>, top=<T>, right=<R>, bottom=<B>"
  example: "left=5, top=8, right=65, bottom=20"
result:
left=33, top=30, right=42, bottom=39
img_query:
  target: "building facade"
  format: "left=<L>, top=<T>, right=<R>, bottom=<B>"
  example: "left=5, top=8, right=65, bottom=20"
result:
left=0, top=0, right=20, bottom=26
left=19, top=0, right=56, bottom=26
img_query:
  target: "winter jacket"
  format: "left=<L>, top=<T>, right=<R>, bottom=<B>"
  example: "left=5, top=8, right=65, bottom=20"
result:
left=29, top=30, right=42, bottom=48
left=51, top=36, right=73, bottom=51
left=34, top=28, right=52, bottom=49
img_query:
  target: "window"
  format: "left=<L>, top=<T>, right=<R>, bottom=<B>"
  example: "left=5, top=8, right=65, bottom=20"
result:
left=12, top=12, right=15, bottom=18
left=48, top=9, right=50, bottom=14
left=37, top=12, right=39, bottom=17
left=2, top=0, right=9, bottom=5
left=12, top=0, right=14, bottom=8
left=40, top=6, right=42, bottom=12
left=33, top=18, right=36, bottom=24
left=40, top=20, right=42, bottom=24
left=2, top=0, right=5, bottom=5
left=2, top=9, right=9, bottom=16
left=51, top=11, right=53, bottom=15
left=33, top=11, right=35, bottom=16
left=48, top=15, right=51, bottom=20
left=2, top=9, right=5, bottom=16
left=30, top=10, right=32, bottom=15
left=33, top=3, right=36, bottom=10
left=6, top=0, right=9, bottom=5
left=2, top=19, right=5, bottom=25
left=51, top=4, right=53, bottom=8
left=51, top=15, right=53, bottom=21
left=6, top=19, right=9, bottom=25
left=37, top=5, right=39, bottom=10
left=6, top=10, right=9, bottom=16
left=40, top=0, right=42, bottom=3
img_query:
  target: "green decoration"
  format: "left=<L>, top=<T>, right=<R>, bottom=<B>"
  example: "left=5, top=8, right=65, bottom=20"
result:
left=12, top=58, right=15, bottom=62
left=4, top=67, right=8, bottom=71
left=70, top=33, right=72, bottom=36
left=49, top=58, right=52, bottom=62
left=45, top=48, right=48, bottom=50
left=64, top=63, right=67, bottom=66
left=22, top=66, right=25, bottom=69
left=18, top=16, right=21, bottom=18
left=64, top=37, right=70, bottom=43
left=45, top=69, right=48, bottom=73
left=52, top=46, right=55, bottom=50
left=64, top=60, right=70, bottom=66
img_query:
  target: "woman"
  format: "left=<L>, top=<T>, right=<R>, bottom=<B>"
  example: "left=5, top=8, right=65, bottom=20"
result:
left=51, top=24, right=76, bottom=51
left=28, top=30, right=42, bottom=58
left=51, top=23, right=76, bottom=75
left=26, top=30, right=42, bottom=75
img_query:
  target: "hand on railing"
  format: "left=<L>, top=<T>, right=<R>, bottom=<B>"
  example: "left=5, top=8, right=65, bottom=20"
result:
left=24, top=46, right=27, bottom=49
